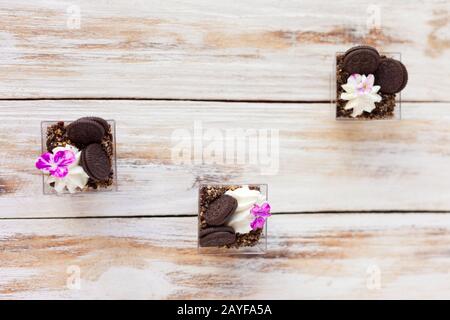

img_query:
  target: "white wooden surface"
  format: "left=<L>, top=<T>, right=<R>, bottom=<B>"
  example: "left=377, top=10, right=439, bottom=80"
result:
left=0, top=0, right=449, bottom=299
left=0, top=214, right=449, bottom=299
left=1, top=101, right=450, bottom=217
left=0, top=0, right=448, bottom=101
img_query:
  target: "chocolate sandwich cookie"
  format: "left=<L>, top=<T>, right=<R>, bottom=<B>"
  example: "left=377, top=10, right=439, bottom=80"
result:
left=199, top=230, right=236, bottom=247
left=343, top=45, right=380, bottom=75
left=199, top=226, right=235, bottom=238
left=204, top=194, right=238, bottom=226
left=78, top=117, right=110, bottom=133
left=375, top=58, right=408, bottom=94
left=81, top=143, right=111, bottom=181
left=67, top=118, right=105, bottom=145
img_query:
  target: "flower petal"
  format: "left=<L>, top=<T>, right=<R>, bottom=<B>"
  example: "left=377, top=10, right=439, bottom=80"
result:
left=35, top=152, right=53, bottom=171
left=341, top=84, right=355, bottom=93
left=369, top=92, right=382, bottom=102
left=261, top=202, right=271, bottom=212
left=351, top=106, right=364, bottom=117
left=366, top=74, right=375, bottom=87
left=347, top=74, right=362, bottom=85
left=257, top=203, right=271, bottom=218
left=363, top=102, right=376, bottom=113
left=250, top=202, right=272, bottom=218
left=341, top=92, right=357, bottom=100
left=53, top=150, right=76, bottom=167
left=250, top=204, right=260, bottom=216
left=250, top=216, right=266, bottom=230
left=344, top=98, right=358, bottom=110
left=371, top=85, right=381, bottom=94
left=50, top=165, right=69, bottom=178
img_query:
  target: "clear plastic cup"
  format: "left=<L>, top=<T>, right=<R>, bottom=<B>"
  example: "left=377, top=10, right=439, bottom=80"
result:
left=333, top=51, right=402, bottom=121
left=198, top=184, right=268, bottom=255
left=40, top=120, right=117, bottom=195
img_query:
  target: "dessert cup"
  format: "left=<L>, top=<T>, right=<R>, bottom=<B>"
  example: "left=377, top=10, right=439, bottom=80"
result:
left=40, top=120, right=117, bottom=195
left=198, top=184, right=268, bottom=255
left=333, top=51, right=402, bottom=121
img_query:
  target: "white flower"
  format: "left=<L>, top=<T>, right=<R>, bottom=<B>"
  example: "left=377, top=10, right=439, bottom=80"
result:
left=340, top=74, right=382, bottom=117
left=46, top=145, right=89, bottom=193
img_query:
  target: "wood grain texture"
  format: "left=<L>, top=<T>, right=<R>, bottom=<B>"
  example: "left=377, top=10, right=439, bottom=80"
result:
left=1, top=0, right=449, bottom=301
left=0, top=0, right=448, bottom=101
left=1, top=100, right=450, bottom=217
left=0, top=214, right=449, bottom=299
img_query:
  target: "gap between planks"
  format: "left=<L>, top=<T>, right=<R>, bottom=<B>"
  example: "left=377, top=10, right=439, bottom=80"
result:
left=0, top=98, right=448, bottom=104
left=1, top=210, right=450, bottom=221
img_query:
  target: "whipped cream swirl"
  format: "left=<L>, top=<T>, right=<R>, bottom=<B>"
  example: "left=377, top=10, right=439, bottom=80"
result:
left=225, top=186, right=265, bottom=234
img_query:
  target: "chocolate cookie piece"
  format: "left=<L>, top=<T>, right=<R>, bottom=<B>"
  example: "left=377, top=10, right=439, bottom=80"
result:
left=67, top=119, right=105, bottom=145
left=199, top=226, right=235, bottom=238
left=343, top=45, right=380, bottom=75
left=81, top=143, right=111, bottom=181
left=78, top=117, right=109, bottom=133
left=199, top=231, right=236, bottom=247
left=344, top=45, right=378, bottom=56
left=375, top=58, right=408, bottom=94
left=204, top=194, right=237, bottom=226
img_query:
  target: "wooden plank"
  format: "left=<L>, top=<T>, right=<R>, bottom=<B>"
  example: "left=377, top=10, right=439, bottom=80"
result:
left=0, top=0, right=448, bottom=101
left=1, top=100, right=450, bottom=218
left=0, top=214, right=449, bottom=299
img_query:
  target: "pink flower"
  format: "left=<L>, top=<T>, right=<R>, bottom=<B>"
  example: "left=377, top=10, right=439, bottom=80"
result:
left=250, top=216, right=266, bottom=230
left=251, top=202, right=271, bottom=218
left=35, top=150, right=76, bottom=178
left=354, top=73, right=375, bottom=95
left=250, top=202, right=271, bottom=230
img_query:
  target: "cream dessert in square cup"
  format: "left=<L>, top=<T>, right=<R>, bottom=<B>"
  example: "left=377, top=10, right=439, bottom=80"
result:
left=36, top=117, right=117, bottom=194
left=336, top=45, right=407, bottom=120
left=198, top=184, right=270, bottom=254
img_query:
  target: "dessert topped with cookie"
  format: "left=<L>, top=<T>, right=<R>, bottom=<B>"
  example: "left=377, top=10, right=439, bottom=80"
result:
left=198, top=184, right=270, bottom=252
left=36, top=117, right=115, bottom=194
left=336, top=45, right=408, bottom=119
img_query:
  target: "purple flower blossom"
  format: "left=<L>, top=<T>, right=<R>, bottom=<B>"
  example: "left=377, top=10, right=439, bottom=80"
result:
left=251, top=202, right=271, bottom=218
left=35, top=150, right=76, bottom=178
left=250, top=202, right=271, bottom=230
